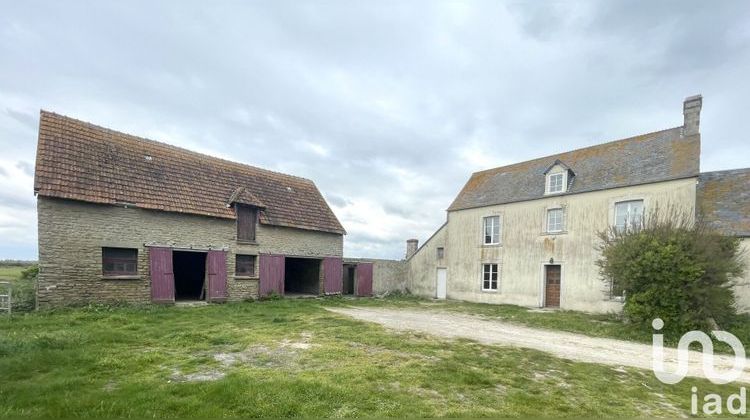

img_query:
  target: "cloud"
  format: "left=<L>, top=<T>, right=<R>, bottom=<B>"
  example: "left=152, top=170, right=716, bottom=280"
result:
left=0, top=1, right=749, bottom=261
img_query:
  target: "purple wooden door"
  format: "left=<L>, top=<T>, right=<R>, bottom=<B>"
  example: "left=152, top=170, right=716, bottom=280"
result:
left=356, top=263, right=373, bottom=297
left=149, top=247, right=175, bottom=303
left=207, top=250, right=228, bottom=302
left=323, top=257, right=343, bottom=294
left=259, top=254, right=285, bottom=296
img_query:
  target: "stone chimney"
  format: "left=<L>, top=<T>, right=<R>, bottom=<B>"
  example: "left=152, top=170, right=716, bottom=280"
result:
left=406, top=239, right=419, bottom=259
left=683, top=94, right=702, bottom=137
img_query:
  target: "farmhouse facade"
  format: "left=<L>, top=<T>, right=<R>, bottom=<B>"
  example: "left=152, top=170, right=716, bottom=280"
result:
left=34, top=112, right=375, bottom=308
left=406, top=95, right=750, bottom=313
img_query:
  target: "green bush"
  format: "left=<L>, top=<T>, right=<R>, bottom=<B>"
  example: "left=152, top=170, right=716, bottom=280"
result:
left=597, top=209, right=744, bottom=336
left=12, top=265, right=38, bottom=312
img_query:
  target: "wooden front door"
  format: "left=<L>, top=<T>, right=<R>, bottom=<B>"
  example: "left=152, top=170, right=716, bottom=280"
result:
left=544, top=265, right=561, bottom=308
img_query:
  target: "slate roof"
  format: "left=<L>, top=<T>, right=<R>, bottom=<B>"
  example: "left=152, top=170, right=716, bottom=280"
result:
left=34, top=111, right=346, bottom=235
left=448, top=127, right=700, bottom=211
left=697, top=168, right=750, bottom=237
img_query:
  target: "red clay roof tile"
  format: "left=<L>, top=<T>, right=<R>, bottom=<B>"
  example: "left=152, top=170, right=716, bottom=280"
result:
left=34, top=111, right=346, bottom=235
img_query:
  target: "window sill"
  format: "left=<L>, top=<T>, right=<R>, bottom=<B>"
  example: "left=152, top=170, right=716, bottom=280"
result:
left=482, top=243, right=502, bottom=247
left=236, top=240, right=259, bottom=246
left=101, top=275, right=141, bottom=281
left=234, top=275, right=259, bottom=281
left=481, top=289, right=499, bottom=293
left=541, top=231, right=568, bottom=236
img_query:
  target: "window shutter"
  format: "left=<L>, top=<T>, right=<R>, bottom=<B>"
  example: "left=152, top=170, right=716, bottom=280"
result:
left=236, top=205, right=257, bottom=241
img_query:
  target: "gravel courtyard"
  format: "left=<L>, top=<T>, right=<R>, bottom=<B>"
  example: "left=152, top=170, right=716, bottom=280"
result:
left=327, top=306, right=750, bottom=384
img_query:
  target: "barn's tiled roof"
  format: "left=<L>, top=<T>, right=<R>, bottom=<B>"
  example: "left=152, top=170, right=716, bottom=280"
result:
left=448, top=127, right=700, bottom=211
left=697, top=168, right=750, bottom=237
left=34, top=111, right=345, bottom=235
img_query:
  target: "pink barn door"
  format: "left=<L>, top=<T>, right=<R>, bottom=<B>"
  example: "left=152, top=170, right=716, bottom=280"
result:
left=355, top=262, right=373, bottom=297
left=150, top=247, right=175, bottom=303
left=323, top=257, right=343, bottom=294
left=259, top=254, right=285, bottom=296
left=207, top=250, right=228, bottom=302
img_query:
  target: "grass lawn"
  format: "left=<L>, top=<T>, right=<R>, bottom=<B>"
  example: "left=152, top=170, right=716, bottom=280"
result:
left=0, top=298, right=743, bottom=417
left=337, top=295, right=750, bottom=351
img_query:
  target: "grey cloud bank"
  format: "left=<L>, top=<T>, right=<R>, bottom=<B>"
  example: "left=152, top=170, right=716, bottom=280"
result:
left=1, top=1, right=749, bottom=260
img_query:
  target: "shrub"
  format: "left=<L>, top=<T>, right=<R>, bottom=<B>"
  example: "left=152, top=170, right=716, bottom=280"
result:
left=9, top=265, right=38, bottom=312
left=597, top=208, right=744, bottom=336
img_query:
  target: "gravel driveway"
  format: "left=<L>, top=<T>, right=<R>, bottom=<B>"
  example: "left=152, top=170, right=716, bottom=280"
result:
left=327, top=306, right=750, bottom=384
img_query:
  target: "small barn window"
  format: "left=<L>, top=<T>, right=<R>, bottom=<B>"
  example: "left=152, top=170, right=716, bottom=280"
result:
left=436, top=247, right=445, bottom=259
left=236, top=205, right=258, bottom=242
left=235, top=254, right=257, bottom=276
left=102, top=247, right=138, bottom=276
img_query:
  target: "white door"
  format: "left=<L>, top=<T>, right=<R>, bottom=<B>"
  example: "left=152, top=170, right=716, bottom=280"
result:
left=436, top=268, right=447, bottom=299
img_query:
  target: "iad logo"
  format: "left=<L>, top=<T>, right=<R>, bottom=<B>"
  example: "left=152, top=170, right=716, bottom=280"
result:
left=651, top=318, right=748, bottom=415
left=651, top=318, right=746, bottom=385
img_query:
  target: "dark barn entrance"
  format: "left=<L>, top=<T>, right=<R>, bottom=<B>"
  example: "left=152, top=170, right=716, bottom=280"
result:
left=342, top=264, right=356, bottom=295
left=284, top=257, right=321, bottom=295
left=173, top=251, right=207, bottom=300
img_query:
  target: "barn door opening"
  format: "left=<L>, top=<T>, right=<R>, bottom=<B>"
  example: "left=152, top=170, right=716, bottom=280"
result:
left=284, top=257, right=322, bottom=296
left=173, top=251, right=207, bottom=301
left=342, top=264, right=356, bottom=295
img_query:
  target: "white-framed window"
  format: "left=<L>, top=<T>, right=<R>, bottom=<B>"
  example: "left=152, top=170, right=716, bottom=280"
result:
left=482, top=263, right=499, bottom=291
left=614, top=200, right=644, bottom=232
left=547, top=208, right=564, bottom=233
left=546, top=172, right=566, bottom=194
left=483, top=216, right=501, bottom=245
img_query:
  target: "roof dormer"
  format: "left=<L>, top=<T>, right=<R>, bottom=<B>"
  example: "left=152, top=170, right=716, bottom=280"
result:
left=544, top=160, right=574, bottom=195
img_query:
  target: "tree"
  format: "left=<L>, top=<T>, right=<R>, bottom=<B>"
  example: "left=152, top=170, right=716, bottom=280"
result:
left=597, top=207, right=744, bottom=335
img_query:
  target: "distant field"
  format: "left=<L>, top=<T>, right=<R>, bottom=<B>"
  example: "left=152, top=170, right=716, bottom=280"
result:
left=0, top=266, right=25, bottom=281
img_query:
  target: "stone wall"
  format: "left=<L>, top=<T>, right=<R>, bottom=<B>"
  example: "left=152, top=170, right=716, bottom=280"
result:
left=36, top=197, right=343, bottom=308
left=343, top=257, right=406, bottom=295
left=406, top=223, right=447, bottom=298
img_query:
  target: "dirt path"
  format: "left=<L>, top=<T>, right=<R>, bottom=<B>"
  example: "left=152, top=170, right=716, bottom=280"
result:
left=327, top=306, right=750, bottom=384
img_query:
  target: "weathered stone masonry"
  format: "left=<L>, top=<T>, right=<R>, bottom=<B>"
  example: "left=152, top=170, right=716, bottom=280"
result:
left=36, top=197, right=343, bottom=308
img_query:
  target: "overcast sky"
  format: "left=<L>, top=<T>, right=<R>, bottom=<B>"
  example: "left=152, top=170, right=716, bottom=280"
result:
left=1, top=1, right=750, bottom=261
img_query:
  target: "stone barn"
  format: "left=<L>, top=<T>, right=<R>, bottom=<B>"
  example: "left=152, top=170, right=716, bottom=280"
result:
left=33, top=111, right=374, bottom=307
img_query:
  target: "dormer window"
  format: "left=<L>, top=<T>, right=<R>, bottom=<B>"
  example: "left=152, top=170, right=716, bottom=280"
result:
left=548, top=173, right=565, bottom=194
left=543, top=160, right=573, bottom=195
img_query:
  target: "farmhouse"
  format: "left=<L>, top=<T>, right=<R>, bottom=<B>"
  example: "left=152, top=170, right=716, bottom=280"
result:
left=34, top=111, right=375, bottom=308
left=406, top=95, right=750, bottom=312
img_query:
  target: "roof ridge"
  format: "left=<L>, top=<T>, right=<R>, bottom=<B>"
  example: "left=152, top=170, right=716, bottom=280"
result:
left=471, top=126, right=682, bottom=176
left=699, top=167, right=750, bottom=176
left=39, top=109, right=315, bottom=185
